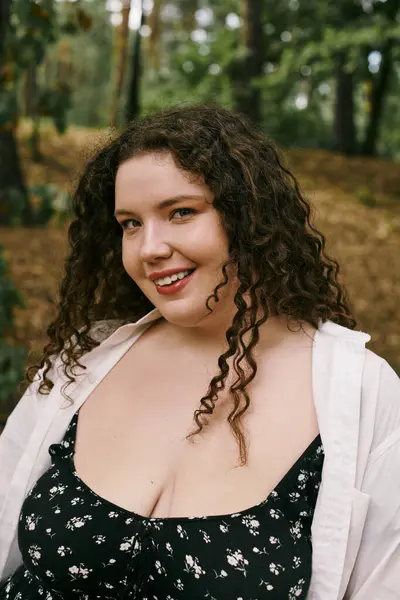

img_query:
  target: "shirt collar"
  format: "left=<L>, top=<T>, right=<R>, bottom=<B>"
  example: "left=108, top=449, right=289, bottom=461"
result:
left=102, top=309, right=371, bottom=348
left=101, top=307, right=163, bottom=347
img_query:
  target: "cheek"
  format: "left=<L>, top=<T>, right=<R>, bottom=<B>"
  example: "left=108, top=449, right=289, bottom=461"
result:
left=121, top=241, right=138, bottom=277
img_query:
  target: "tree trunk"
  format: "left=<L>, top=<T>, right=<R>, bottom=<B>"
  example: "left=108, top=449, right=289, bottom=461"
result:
left=0, top=129, right=33, bottom=225
left=0, top=0, right=32, bottom=226
left=361, top=0, right=399, bottom=156
left=361, top=41, right=393, bottom=156
left=148, top=0, right=162, bottom=69
left=0, top=0, right=12, bottom=70
left=233, top=0, right=263, bottom=125
left=110, top=0, right=132, bottom=128
left=125, top=1, right=145, bottom=123
left=333, top=53, right=357, bottom=155
left=25, top=66, right=42, bottom=162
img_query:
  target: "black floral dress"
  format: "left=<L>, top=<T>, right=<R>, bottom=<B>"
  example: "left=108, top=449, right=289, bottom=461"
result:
left=0, top=412, right=324, bottom=599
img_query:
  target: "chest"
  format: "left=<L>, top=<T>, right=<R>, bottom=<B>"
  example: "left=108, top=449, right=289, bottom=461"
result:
left=73, top=325, right=318, bottom=518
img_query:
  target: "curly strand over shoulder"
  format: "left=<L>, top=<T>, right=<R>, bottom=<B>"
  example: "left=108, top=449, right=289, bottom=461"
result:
left=26, top=103, right=357, bottom=466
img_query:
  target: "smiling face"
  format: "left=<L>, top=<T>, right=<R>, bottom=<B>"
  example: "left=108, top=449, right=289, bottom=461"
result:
left=114, top=152, right=239, bottom=332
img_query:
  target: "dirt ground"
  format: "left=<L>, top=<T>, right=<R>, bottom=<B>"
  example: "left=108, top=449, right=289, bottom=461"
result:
left=1, top=125, right=400, bottom=375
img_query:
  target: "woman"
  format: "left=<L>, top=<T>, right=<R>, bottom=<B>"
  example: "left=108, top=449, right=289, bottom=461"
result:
left=0, top=104, right=399, bottom=600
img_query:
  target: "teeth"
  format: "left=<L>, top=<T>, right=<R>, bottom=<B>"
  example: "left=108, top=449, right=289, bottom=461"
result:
left=154, top=270, right=192, bottom=286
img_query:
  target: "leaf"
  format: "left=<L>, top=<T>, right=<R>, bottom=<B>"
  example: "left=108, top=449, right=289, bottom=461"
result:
left=76, top=9, right=93, bottom=32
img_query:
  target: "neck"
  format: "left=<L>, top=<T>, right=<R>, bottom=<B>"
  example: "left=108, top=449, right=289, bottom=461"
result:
left=159, top=304, right=294, bottom=358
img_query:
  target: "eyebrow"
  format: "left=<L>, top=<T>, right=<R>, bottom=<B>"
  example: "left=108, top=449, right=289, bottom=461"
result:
left=114, top=194, right=205, bottom=218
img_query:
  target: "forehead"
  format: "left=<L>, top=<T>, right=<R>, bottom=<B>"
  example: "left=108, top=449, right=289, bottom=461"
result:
left=115, top=153, right=208, bottom=205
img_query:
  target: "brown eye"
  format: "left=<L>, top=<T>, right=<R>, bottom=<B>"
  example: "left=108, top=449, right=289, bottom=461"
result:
left=121, top=219, right=139, bottom=230
left=171, top=208, right=196, bottom=219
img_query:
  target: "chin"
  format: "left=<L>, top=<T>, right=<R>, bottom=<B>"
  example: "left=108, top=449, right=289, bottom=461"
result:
left=155, top=302, right=211, bottom=328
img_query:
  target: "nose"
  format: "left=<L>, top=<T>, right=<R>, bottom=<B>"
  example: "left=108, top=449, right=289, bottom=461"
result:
left=139, top=220, right=172, bottom=262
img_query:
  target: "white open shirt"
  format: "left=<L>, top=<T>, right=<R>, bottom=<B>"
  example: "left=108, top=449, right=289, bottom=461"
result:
left=1, top=308, right=400, bottom=599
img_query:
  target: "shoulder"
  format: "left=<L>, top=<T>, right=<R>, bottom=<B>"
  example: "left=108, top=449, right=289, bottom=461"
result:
left=363, top=349, right=400, bottom=460
left=317, top=320, right=400, bottom=455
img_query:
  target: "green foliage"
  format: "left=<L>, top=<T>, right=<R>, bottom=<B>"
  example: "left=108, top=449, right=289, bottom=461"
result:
left=0, top=342, right=26, bottom=405
left=0, top=246, right=24, bottom=336
left=0, top=88, right=18, bottom=128
left=3, top=0, right=94, bottom=131
left=37, top=84, right=72, bottom=134
left=29, top=184, right=73, bottom=226
left=0, top=246, right=26, bottom=405
left=1, top=187, right=28, bottom=226
left=7, top=0, right=58, bottom=75
left=63, top=1, right=114, bottom=127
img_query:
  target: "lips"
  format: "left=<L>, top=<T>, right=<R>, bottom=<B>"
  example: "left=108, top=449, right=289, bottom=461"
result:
left=149, top=268, right=196, bottom=282
left=153, top=269, right=195, bottom=286
left=154, top=268, right=196, bottom=295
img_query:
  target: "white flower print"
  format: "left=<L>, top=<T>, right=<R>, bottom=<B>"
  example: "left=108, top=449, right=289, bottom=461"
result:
left=184, top=554, right=206, bottom=578
left=120, top=535, right=141, bottom=556
left=174, top=578, right=184, bottom=591
left=297, top=470, right=310, bottom=490
left=120, top=537, right=134, bottom=552
left=242, top=515, right=260, bottom=536
left=45, top=528, right=56, bottom=539
left=101, top=558, right=117, bottom=568
left=27, top=545, right=41, bottom=566
left=108, top=511, right=119, bottom=518
left=269, top=535, right=282, bottom=549
left=49, top=484, right=67, bottom=500
left=149, top=519, right=164, bottom=532
left=289, top=491, right=301, bottom=502
left=269, top=508, right=282, bottom=520
left=155, top=560, right=167, bottom=576
left=219, top=521, right=230, bottom=534
left=93, top=534, right=106, bottom=545
left=57, top=545, right=72, bottom=557
left=293, top=556, right=301, bottom=569
left=166, top=542, right=174, bottom=557
left=259, top=579, right=274, bottom=591
left=269, top=562, right=285, bottom=576
left=252, top=546, right=269, bottom=555
left=176, top=524, right=189, bottom=539
left=68, top=564, right=92, bottom=580
left=70, top=497, right=84, bottom=506
left=25, top=514, right=41, bottom=531
left=69, top=565, right=79, bottom=574
left=289, top=578, right=306, bottom=599
left=226, top=549, right=249, bottom=576
left=290, top=519, right=303, bottom=540
left=199, top=529, right=211, bottom=543
left=213, top=569, right=228, bottom=579
left=66, top=514, right=93, bottom=530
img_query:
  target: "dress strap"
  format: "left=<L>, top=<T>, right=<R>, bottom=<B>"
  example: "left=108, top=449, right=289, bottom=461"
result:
left=48, top=412, right=79, bottom=460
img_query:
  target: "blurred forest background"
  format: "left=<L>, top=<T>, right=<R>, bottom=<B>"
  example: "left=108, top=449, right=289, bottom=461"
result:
left=1, top=0, right=400, bottom=425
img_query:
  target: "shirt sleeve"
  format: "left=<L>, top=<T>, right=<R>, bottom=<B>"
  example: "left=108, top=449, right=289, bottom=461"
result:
left=0, top=361, right=57, bottom=512
left=345, top=359, right=400, bottom=599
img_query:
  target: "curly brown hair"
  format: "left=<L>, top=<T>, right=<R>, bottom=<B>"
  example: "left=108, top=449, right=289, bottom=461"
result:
left=26, top=103, right=356, bottom=466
